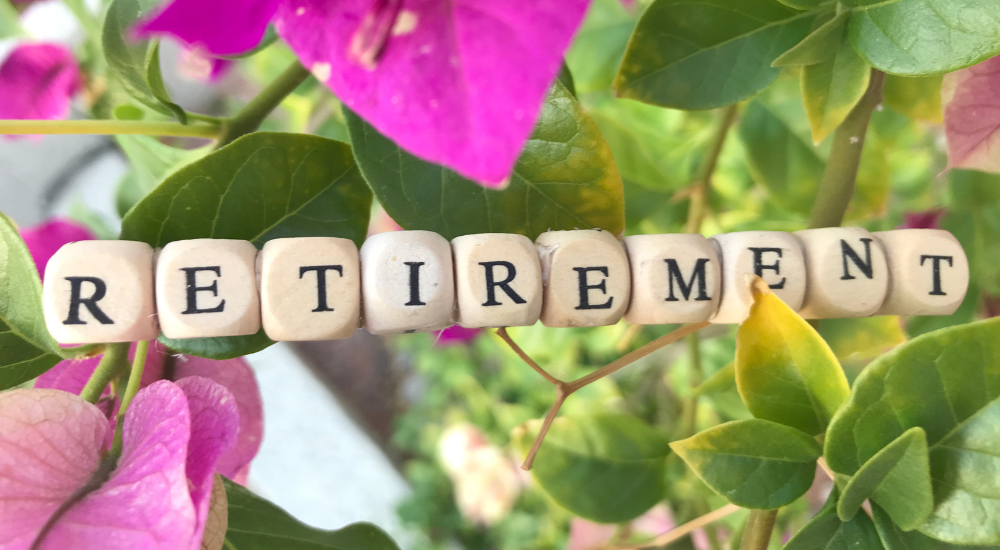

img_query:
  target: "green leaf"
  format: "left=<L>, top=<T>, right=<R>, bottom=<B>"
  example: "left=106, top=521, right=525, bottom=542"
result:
left=693, top=362, right=736, bottom=396
left=738, top=95, right=825, bottom=214
left=346, top=82, right=624, bottom=240
left=838, top=427, right=933, bottom=530
left=736, top=283, right=850, bottom=435
left=846, top=0, right=1000, bottom=76
left=565, top=0, right=636, bottom=93
left=871, top=502, right=994, bottom=550
left=785, top=488, right=883, bottom=550
left=0, top=213, right=63, bottom=390
left=223, top=477, right=401, bottom=550
left=801, top=28, right=871, bottom=143
left=0, top=1, right=22, bottom=38
left=817, top=317, right=906, bottom=364
left=825, top=318, right=1000, bottom=545
left=671, top=419, right=821, bottom=509
left=103, top=0, right=187, bottom=121
left=882, top=75, right=943, bottom=123
left=513, top=414, right=671, bottom=523
left=778, top=0, right=822, bottom=9
left=772, top=11, right=849, bottom=68
left=614, top=0, right=815, bottom=109
left=121, top=132, right=371, bottom=358
left=115, top=135, right=210, bottom=216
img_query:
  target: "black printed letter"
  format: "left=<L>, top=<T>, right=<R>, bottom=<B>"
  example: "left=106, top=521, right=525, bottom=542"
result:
left=181, top=266, right=225, bottom=314
left=573, top=267, right=613, bottom=310
left=664, top=258, right=711, bottom=302
left=480, top=261, right=526, bottom=306
left=840, top=238, right=874, bottom=280
left=749, top=247, right=785, bottom=289
left=404, top=262, right=426, bottom=306
left=63, top=276, right=114, bottom=325
left=920, top=255, right=953, bottom=296
left=299, top=265, right=343, bottom=312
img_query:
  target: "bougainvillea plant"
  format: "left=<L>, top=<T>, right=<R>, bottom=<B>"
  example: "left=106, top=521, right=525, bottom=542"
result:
left=2, top=0, right=1000, bottom=549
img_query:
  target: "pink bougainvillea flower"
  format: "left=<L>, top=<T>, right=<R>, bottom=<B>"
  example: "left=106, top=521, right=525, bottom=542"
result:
left=177, top=48, right=234, bottom=83
left=900, top=209, right=945, bottom=230
left=18, top=218, right=94, bottom=280
left=564, top=505, right=712, bottom=550
left=133, top=0, right=589, bottom=187
left=0, top=378, right=238, bottom=550
left=434, top=325, right=481, bottom=346
left=0, top=43, right=80, bottom=124
left=943, top=54, right=1000, bottom=173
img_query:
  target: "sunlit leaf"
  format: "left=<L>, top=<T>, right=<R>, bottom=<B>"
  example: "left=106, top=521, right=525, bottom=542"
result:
left=883, top=75, right=943, bottom=123
left=801, top=30, right=871, bottom=143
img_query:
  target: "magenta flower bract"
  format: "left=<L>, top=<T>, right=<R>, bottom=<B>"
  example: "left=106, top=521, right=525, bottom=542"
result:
left=133, top=0, right=589, bottom=187
left=0, top=43, right=80, bottom=125
left=0, top=378, right=238, bottom=550
left=900, top=209, right=945, bottom=230
left=18, top=218, right=95, bottom=280
left=434, top=325, right=482, bottom=346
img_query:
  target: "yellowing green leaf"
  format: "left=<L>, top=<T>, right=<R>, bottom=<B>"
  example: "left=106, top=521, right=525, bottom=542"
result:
left=671, top=419, right=821, bottom=509
left=838, top=427, right=933, bottom=530
left=802, top=29, right=871, bottom=143
left=817, top=316, right=906, bottom=363
left=883, top=74, right=943, bottom=123
left=772, top=11, right=848, bottom=68
left=736, top=279, right=850, bottom=435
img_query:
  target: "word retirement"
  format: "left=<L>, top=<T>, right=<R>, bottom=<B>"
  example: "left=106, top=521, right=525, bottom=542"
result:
left=42, top=228, right=968, bottom=344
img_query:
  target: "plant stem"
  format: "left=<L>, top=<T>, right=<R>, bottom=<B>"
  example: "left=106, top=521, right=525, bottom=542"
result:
left=80, top=342, right=130, bottom=404
left=739, top=509, right=777, bottom=550
left=217, top=61, right=312, bottom=147
left=0, top=119, right=222, bottom=138
left=807, top=70, right=886, bottom=229
left=111, top=341, right=149, bottom=457
left=686, top=104, right=739, bottom=234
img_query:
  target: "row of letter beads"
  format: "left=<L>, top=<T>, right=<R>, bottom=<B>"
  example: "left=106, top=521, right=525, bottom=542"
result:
left=41, top=228, right=969, bottom=344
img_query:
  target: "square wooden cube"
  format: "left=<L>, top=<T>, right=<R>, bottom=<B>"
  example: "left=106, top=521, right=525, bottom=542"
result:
left=623, top=234, right=721, bottom=324
left=360, top=230, right=455, bottom=335
left=43, top=240, right=158, bottom=344
left=874, top=229, right=969, bottom=316
left=794, top=227, right=889, bottom=318
left=155, top=239, right=260, bottom=339
left=710, top=231, right=806, bottom=324
left=259, top=237, right=360, bottom=341
left=536, top=230, right=630, bottom=327
left=452, top=233, right=542, bottom=328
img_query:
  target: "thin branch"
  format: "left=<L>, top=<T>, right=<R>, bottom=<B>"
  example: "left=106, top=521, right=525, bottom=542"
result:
left=685, top=104, right=739, bottom=234
left=521, top=386, right=569, bottom=470
left=496, top=327, right=563, bottom=386
left=111, top=341, right=149, bottom=457
left=615, top=504, right=742, bottom=550
left=0, top=119, right=222, bottom=138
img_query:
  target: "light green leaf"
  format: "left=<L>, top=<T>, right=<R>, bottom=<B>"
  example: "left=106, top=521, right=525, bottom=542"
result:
left=346, top=82, right=624, bottom=240
left=103, top=0, right=187, bottom=121
left=817, top=317, right=906, bottom=363
left=838, top=427, right=933, bottom=530
left=565, top=0, right=636, bottom=93
left=0, top=1, right=22, bottom=38
left=825, top=318, right=1000, bottom=545
left=513, top=414, right=671, bottom=523
left=693, top=362, right=736, bottom=396
left=801, top=29, right=871, bottom=143
left=882, top=75, right=943, bottom=123
left=120, top=132, right=372, bottom=358
left=736, top=282, right=850, bottom=435
left=847, top=0, right=1000, bottom=76
left=115, top=135, right=210, bottom=216
left=0, top=213, right=63, bottom=390
left=772, top=11, right=849, bottom=68
left=785, top=488, right=883, bottom=550
left=223, top=478, right=401, bottom=550
left=614, top=0, right=815, bottom=109
left=871, top=502, right=994, bottom=550
left=671, top=419, right=821, bottom=509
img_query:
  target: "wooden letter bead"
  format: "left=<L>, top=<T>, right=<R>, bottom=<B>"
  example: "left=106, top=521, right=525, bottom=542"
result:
left=535, top=230, right=630, bottom=327
left=43, top=240, right=158, bottom=344
left=710, top=231, right=806, bottom=324
left=360, top=230, right=455, bottom=334
left=874, top=229, right=969, bottom=316
left=452, top=233, right=542, bottom=328
left=794, top=227, right=889, bottom=318
left=623, top=234, right=721, bottom=324
left=155, top=239, right=260, bottom=339
left=259, top=237, right=360, bottom=341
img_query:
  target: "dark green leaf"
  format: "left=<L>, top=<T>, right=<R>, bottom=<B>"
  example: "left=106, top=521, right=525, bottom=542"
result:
left=103, top=0, right=187, bottom=121
left=558, top=62, right=577, bottom=97
left=772, top=11, right=849, bottom=68
left=671, top=419, right=821, bottom=509
left=785, top=489, right=883, bottom=550
left=838, top=427, right=933, bottom=530
left=871, top=503, right=994, bottom=550
left=160, top=328, right=274, bottom=360
left=0, top=213, right=63, bottom=389
left=513, top=414, right=671, bottom=523
left=565, top=0, right=636, bottom=93
left=847, top=0, right=1000, bottom=76
left=614, top=0, right=815, bottom=109
left=223, top=477, right=401, bottom=550
left=346, top=82, right=624, bottom=240
left=825, top=318, right=1000, bottom=545
left=777, top=0, right=822, bottom=10
left=115, top=135, right=209, bottom=216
